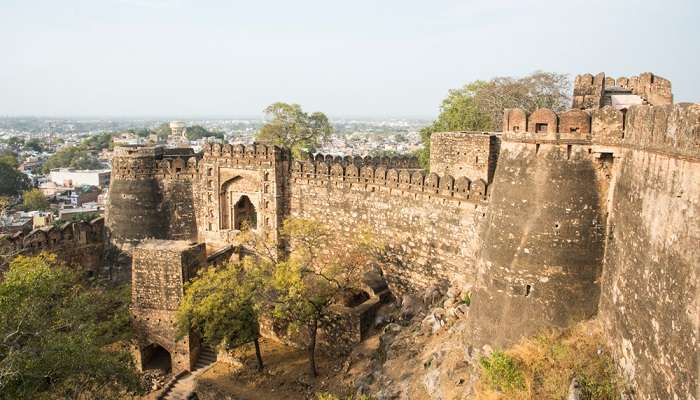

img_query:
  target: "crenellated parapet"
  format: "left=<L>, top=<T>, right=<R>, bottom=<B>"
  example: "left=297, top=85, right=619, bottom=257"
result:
left=291, top=160, right=488, bottom=204
left=502, top=103, right=700, bottom=159
left=302, top=152, right=420, bottom=169
left=0, top=217, right=105, bottom=274
left=502, top=107, right=592, bottom=140
left=202, top=143, right=290, bottom=165
left=572, top=72, right=673, bottom=109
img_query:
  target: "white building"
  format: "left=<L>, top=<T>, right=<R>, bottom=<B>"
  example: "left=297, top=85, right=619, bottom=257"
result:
left=48, top=168, right=111, bottom=189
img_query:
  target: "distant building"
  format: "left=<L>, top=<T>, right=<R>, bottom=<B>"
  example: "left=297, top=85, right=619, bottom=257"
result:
left=49, top=168, right=111, bottom=189
left=168, top=121, right=189, bottom=148
left=58, top=204, right=104, bottom=221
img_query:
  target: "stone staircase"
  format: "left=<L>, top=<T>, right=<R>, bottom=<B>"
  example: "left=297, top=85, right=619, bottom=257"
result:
left=158, top=346, right=217, bottom=400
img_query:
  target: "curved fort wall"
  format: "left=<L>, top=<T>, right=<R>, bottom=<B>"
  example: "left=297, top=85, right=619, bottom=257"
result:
left=491, top=101, right=700, bottom=400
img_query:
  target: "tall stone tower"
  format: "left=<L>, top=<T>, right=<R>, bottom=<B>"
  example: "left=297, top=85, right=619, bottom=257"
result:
left=130, top=240, right=206, bottom=374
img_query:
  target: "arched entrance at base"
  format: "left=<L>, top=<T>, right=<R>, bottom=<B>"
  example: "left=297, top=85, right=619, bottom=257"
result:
left=141, top=343, right=172, bottom=373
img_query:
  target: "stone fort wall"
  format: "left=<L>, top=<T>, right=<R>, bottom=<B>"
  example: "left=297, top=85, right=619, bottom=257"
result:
left=0, top=217, right=105, bottom=276
left=288, top=158, right=489, bottom=294
left=488, top=101, right=700, bottom=400
left=107, top=73, right=700, bottom=399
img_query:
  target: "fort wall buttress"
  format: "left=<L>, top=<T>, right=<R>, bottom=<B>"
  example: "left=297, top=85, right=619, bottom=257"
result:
left=107, top=147, right=169, bottom=244
left=468, top=141, right=607, bottom=347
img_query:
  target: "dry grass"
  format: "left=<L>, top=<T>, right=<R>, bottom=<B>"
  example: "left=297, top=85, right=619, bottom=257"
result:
left=474, top=320, right=623, bottom=400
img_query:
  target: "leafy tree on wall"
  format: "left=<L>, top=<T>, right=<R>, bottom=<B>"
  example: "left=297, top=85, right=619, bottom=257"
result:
left=256, top=102, right=333, bottom=158
left=417, top=71, right=570, bottom=168
left=0, top=254, right=141, bottom=399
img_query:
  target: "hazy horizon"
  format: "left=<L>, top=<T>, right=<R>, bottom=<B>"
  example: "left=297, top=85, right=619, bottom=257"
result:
left=2, top=0, right=698, bottom=119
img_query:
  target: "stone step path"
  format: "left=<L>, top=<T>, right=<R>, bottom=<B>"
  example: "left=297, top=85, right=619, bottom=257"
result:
left=159, top=346, right=217, bottom=400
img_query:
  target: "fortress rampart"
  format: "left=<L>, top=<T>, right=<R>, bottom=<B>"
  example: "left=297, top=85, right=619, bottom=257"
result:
left=107, top=72, right=700, bottom=399
left=0, top=217, right=105, bottom=275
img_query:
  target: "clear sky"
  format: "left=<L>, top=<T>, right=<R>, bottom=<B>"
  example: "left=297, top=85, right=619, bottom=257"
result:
left=1, top=0, right=698, bottom=118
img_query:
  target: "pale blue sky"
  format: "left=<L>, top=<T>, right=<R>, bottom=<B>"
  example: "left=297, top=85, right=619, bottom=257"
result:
left=1, top=0, right=698, bottom=118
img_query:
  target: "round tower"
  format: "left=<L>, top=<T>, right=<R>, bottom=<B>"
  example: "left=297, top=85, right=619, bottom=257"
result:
left=106, top=146, right=168, bottom=245
left=468, top=141, right=607, bottom=347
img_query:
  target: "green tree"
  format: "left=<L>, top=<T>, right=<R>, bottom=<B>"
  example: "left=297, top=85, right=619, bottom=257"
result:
left=256, top=102, right=333, bottom=158
left=176, top=261, right=265, bottom=371
left=185, top=125, right=225, bottom=141
left=0, top=151, right=19, bottom=168
left=418, top=71, right=570, bottom=168
left=255, top=218, right=382, bottom=377
left=22, top=188, right=49, bottom=211
left=23, top=139, right=45, bottom=153
left=80, top=133, right=114, bottom=151
left=0, top=162, right=30, bottom=197
left=42, top=146, right=104, bottom=174
left=0, top=254, right=140, bottom=399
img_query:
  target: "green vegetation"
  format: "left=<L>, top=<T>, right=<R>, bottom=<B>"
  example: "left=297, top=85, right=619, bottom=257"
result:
left=259, top=218, right=382, bottom=376
left=81, top=132, right=114, bottom=151
left=24, top=138, right=45, bottom=153
left=479, top=351, right=525, bottom=393
left=475, top=321, right=623, bottom=400
left=257, top=102, right=333, bottom=158
left=42, top=146, right=104, bottom=174
left=418, top=71, right=570, bottom=168
left=53, top=212, right=100, bottom=227
left=22, top=188, right=49, bottom=211
left=185, top=125, right=224, bottom=141
left=176, top=261, right=265, bottom=371
left=180, top=217, right=382, bottom=378
left=0, top=156, right=30, bottom=197
left=0, top=254, right=140, bottom=399
left=0, top=151, right=19, bottom=168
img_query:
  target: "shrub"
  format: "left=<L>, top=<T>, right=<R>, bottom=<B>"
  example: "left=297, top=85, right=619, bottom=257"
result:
left=474, top=321, right=624, bottom=399
left=479, top=351, right=525, bottom=393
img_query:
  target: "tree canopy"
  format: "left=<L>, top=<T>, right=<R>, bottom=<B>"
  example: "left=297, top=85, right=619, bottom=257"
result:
left=22, top=188, right=49, bottom=211
left=258, top=218, right=382, bottom=376
left=0, top=254, right=140, bottom=399
left=176, top=261, right=265, bottom=370
left=417, top=71, right=570, bottom=168
left=185, top=125, right=224, bottom=141
left=0, top=157, right=30, bottom=197
left=42, top=146, right=104, bottom=174
left=256, top=103, right=332, bottom=158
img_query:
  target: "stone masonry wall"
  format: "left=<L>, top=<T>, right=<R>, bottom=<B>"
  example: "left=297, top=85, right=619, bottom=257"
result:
left=0, top=217, right=105, bottom=275
left=429, top=132, right=499, bottom=183
left=595, top=104, right=700, bottom=399
left=131, top=241, right=206, bottom=373
left=289, top=169, right=487, bottom=295
left=468, top=141, right=607, bottom=347
left=598, top=149, right=699, bottom=400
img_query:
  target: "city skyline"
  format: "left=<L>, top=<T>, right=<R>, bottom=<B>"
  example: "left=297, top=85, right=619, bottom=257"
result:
left=2, top=0, right=699, bottom=118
